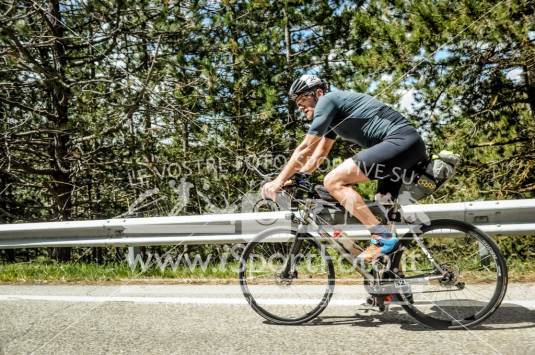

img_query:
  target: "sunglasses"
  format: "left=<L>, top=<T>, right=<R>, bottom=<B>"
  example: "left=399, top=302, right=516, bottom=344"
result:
left=293, top=91, right=314, bottom=104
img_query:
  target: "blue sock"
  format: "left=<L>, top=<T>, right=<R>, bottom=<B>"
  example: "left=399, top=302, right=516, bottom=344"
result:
left=368, top=225, right=398, bottom=253
left=371, top=234, right=399, bottom=253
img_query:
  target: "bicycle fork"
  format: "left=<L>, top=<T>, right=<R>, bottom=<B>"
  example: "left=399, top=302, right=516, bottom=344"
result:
left=279, top=234, right=304, bottom=280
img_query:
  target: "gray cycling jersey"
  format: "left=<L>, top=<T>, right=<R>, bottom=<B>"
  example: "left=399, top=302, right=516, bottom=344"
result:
left=307, top=90, right=412, bottom=147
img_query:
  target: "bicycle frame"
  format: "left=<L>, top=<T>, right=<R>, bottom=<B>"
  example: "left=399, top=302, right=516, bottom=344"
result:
left=280, top=191, right=449, bottom=288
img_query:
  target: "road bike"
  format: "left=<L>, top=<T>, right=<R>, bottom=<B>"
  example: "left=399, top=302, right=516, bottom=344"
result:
left=238, top=172, right=508, bottom=329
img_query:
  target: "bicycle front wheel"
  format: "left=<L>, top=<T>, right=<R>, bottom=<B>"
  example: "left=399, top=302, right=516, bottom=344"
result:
left=239, top=228, right=335, bottom=325
left=397, top=219, right=508, bottom=329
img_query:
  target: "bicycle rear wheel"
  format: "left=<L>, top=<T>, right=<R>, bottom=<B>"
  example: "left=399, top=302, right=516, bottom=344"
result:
left=239, top=227, right=335, bottom=325
left=396, top=219, right=508, bottom=329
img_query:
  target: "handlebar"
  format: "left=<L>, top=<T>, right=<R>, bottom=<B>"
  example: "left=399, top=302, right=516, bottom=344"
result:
left=281, top=172, right=316, bottom=197
left=235, top=154, right=316, bottom=199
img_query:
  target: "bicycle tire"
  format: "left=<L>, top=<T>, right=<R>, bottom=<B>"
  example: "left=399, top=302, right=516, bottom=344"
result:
left=239, top=227, right=335, bottom=325
left=396, top=219, right=508, bottom=329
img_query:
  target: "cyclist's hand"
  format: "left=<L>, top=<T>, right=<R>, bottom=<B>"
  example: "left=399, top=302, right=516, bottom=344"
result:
left=282, top=179, right=293, bottom=187
left=261, top=179, right=283, bottom=200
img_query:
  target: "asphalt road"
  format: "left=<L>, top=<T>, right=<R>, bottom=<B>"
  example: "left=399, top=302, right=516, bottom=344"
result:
left=0, top=283, right=534, bottom=355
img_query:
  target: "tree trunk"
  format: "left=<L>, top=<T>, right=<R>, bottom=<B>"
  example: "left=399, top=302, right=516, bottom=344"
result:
left=183, top=120, right=189, bottom=153
left=523, top=63, right=535, bottom=120
left=283, top=2, right=296, bottom=145
left=48, top=0, right=73, bottom=261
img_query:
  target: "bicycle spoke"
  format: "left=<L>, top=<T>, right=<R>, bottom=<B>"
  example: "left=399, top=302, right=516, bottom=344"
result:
left=398, top=220, right=507, bottom=329
left=240, top=229, right=334, bottom=324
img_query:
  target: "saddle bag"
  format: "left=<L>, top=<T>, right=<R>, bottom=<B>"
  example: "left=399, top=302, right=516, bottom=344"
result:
left=399, top=150, right=461, bottom=201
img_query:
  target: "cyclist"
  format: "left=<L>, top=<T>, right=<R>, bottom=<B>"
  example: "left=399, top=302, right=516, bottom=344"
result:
left=261, top=74, right=428, bottom=262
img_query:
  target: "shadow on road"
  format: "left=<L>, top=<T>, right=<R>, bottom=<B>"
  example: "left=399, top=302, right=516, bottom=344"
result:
left=265, top=303, right=535, bottom=331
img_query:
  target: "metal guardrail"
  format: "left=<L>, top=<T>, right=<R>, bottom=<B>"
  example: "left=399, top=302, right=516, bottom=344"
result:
left=0, top=199, right=534, bottom=249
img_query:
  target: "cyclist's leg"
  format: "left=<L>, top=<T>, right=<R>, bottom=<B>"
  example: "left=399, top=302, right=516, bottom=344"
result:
left=324, top=127, right=426, bottom=261
left=324, top=159, right=399, bottom=262
left=323, top=158, right=380, bottom=227
left=353, top=127, right=427, bottom=184
left=324, top=128, right=426, bottom=223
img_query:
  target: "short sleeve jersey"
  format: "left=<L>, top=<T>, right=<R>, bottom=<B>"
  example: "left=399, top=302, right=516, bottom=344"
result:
left=307, top=90, right=412, bottom=148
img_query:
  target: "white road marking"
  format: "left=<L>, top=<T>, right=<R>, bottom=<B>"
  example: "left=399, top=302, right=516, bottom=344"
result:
left=0, top=294, right=534, bottom=309
left=0, top=294, right=246, bottom=305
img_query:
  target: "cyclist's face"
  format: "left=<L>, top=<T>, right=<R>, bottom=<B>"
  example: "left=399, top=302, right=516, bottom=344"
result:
left=295, top=89, right=324, bottom=120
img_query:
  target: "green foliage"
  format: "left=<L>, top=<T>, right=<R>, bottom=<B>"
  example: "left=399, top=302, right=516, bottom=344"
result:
left=0, top=0, right=534, bottom=265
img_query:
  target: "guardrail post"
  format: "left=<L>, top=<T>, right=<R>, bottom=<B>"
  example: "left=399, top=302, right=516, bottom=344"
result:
left=127, top=246, right=141, bottom=269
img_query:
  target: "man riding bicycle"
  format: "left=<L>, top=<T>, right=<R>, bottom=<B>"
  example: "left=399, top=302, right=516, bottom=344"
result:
left=261, top=74, right=428, bottom=263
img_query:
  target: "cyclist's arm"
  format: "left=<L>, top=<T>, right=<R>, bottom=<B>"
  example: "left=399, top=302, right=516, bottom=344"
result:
left=299, top=136, right=335, bottom=173
left=273, top=134, right=325, bottom=185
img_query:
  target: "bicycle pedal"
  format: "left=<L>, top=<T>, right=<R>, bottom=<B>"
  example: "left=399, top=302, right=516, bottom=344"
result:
left=364, top=294, right=395, bottom=312
left=365, top=296, right=375, bottom=307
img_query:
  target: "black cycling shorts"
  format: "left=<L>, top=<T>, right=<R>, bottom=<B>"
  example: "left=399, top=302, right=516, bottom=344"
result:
left=352, top=125, right=428, bottom=197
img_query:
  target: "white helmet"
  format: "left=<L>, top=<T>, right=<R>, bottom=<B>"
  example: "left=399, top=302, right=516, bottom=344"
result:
left=289, top=74, right=329, bottom=100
